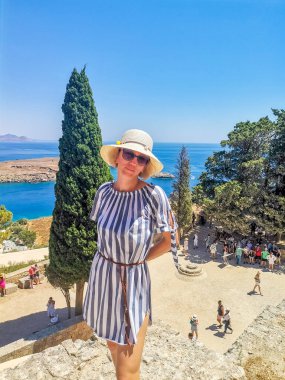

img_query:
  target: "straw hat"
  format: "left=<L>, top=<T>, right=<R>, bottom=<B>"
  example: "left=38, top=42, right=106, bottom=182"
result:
left=100, top=129, right=163, bottom=180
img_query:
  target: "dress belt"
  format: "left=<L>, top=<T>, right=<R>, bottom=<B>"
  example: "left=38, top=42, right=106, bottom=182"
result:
left=97, top=251, right=146, bottom=345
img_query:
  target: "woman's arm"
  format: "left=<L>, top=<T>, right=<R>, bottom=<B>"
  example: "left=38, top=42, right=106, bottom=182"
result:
left=146, top=231, right=171, bottom=262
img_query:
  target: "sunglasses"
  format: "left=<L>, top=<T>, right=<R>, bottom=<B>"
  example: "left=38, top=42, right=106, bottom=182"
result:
left=121, top=149, right=150, bottom=166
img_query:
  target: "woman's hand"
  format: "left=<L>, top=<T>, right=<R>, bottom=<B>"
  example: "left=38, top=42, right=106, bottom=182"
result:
left=146, top=231, right=171, bottom=262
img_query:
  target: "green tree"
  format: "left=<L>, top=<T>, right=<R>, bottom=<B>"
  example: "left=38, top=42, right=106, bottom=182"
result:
left=48, top=67, right=112, bottom=316
left=18, top=229, right=36, bottom=248
left=0, top=205, right=13, bottom=244
left=196, top=115, right=277, bottom=235
left=170, top=146, right=192, bottom=239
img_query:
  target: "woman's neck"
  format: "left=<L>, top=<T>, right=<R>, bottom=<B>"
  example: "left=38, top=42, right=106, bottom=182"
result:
left=113, top=177, right=141, bottom=192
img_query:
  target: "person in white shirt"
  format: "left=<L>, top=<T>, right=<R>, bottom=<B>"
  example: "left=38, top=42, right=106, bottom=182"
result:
left=268, top=252, right=276, bottom=271
left=223, top=308, right=233, bottom=334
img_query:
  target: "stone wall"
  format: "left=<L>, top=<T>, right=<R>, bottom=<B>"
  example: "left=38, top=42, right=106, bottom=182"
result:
left=1, top=300, right=285, bottom=379
left=0, top=316, right=93, bottom=364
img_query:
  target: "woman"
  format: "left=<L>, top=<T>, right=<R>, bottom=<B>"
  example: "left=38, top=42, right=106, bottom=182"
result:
left=189, top=314, right=199, bottom=340
left=83, top=129, right=178, bottom=379
left=253, top=271, right=262, bottom=295
left=217, top=300, right=224, bottom=328
left=0, top=273, right=6, bottom=297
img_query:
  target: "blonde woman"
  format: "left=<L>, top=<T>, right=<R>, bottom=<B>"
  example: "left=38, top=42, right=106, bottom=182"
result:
left=253, top=271, right=262, bottom=295
left=83, top=129, right=178, bottom=379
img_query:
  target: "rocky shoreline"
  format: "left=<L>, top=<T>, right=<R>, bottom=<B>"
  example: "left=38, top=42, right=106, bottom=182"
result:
left=0, top=158, right=58, bottom=183
left=0, top=157, right=174, bottom=183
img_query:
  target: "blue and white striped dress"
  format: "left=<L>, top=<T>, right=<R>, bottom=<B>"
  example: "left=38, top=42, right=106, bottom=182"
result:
left=83, top=181, right=178, bottom=345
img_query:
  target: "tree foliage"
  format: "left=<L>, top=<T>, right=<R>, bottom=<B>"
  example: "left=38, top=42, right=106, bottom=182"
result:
left=170, top=146, right=192, bottom=238
left=0, top=205, right=13, bottom=244
left=195, top=110, right=285, bottom=237
left=48, top=67, right=112, bottom=316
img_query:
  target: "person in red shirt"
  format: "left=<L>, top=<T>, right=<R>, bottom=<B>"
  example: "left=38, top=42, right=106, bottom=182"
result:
left=28, top=266, right=35, bottom=289
left=255, top=244, right=262, bottom=265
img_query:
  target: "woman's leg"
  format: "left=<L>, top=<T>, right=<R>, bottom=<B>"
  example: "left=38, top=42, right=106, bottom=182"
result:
left=116, top=314, right=149, bottom=380
left=107, top=340, right=118, bottom=368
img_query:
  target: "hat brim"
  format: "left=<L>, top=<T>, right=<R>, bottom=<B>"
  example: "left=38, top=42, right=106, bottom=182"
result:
left=100, top=143, right=163, bottom=180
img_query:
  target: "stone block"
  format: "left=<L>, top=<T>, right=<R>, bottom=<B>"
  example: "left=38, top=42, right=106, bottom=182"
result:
left=5, top=283, right=17, bottom=295
left=18, top=276, right=31, bottom=289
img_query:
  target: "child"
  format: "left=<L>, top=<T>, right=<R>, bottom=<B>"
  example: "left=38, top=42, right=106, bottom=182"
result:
left=189, top=314, right=199, bottom=340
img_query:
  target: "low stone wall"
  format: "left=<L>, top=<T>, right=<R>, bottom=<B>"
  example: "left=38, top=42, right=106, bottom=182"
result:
left=0, top=316, right=93, bottom=364
left=4, top=260, right=49, bottom=284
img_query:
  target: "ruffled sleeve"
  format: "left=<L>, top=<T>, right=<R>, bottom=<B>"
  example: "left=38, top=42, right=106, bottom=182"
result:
left=152, top=186, right=179, bottom=270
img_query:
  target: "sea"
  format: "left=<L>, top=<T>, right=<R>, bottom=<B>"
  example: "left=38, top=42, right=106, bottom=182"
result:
left=0, top=141, right=220, bottom=221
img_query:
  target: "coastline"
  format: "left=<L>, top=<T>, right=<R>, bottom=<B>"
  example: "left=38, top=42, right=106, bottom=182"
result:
left=0, top=157, right=58, bottom=183
left=0, top=157, right=174, bottom=183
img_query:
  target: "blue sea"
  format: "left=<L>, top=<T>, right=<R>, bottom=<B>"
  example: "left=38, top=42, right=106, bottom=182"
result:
left=0, top=141, right=220, bottom=220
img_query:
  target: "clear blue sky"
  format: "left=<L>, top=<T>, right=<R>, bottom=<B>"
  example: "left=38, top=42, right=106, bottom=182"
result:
left=0, top=0, right=284, bottom=143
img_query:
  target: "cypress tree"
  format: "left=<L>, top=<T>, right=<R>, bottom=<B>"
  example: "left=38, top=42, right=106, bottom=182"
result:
left=170, top=146, right=192, bottom=239
left=47, top=67, right=112, bottom=316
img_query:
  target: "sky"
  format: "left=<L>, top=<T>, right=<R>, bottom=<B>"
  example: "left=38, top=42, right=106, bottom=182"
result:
left=0, top=0, right=284, bottom=143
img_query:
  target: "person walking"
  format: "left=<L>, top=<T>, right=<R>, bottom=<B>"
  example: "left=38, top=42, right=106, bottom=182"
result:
left=83, top=129, right=179, bottom=380
left=193, top=233, right=198, bottom=249
left=223, top=308, right=233, bottom=334
left=253, top=271, right=262, bottom=295
left=189, top=314, right=199, bottom=340
left=217, top=300, right=224, bottom=328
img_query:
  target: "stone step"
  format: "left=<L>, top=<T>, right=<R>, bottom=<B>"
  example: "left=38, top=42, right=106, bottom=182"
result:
left=178, top=264, right=203, bottom=276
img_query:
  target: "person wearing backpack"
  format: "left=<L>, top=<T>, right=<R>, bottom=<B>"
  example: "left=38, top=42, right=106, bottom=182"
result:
left=223, top=308, right=233, bottom=334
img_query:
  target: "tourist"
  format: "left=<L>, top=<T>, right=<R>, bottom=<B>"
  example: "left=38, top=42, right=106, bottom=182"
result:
left=192, top=213, right=196, bottom=228
left=28, top=265, right=35, bottom=289
left=193, top=233, right=198, bottom=249
left=0, top=273, right=6, bottom=297
left=217, top=300, right=224, bottom=328
left=189, top=314, right=199, bottom=340
left=267, top=242, right=273, bottom=253
left=268, top=252, right=276, bottom=272
left=83, top=129, right=179, bottom=380
left=223, top=308, right=233, bottom=334
left=255, top=244, right=262, bottom=265
left=34, top=264, right=41, bottom=285
left=205, top=234, right=211, bottom=252
left=250, top=221, right=257, bottom=236
left=274, top=246, right=281, bottom=266
left=261, top=247, right=269, bottom=268
left=249, top=247, right=255, bottom=265
left=235, top=245, right=243, bottom=266
left=183, top=237, right=189, bottom=256
left=210, top=241, right=217, bottom=260
left=253, top=271, right=262, bottom=295
left=46, top=297, right=56, bottom=319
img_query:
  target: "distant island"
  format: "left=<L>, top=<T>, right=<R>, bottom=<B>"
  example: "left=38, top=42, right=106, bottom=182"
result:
left=0, top=134, right=33, bottom=142
left=0, top=157, right=175, bottom=183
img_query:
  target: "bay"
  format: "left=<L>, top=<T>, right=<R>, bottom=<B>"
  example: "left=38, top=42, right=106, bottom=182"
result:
left=0, top=141, right=220, bottom=220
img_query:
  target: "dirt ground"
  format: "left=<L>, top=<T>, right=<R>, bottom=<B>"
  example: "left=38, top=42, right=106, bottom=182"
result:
left=1, top=224, right=285, bottom=370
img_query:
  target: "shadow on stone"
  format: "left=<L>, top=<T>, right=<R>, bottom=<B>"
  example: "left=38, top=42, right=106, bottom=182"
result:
left=0, top=307, right=75, bottom=347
